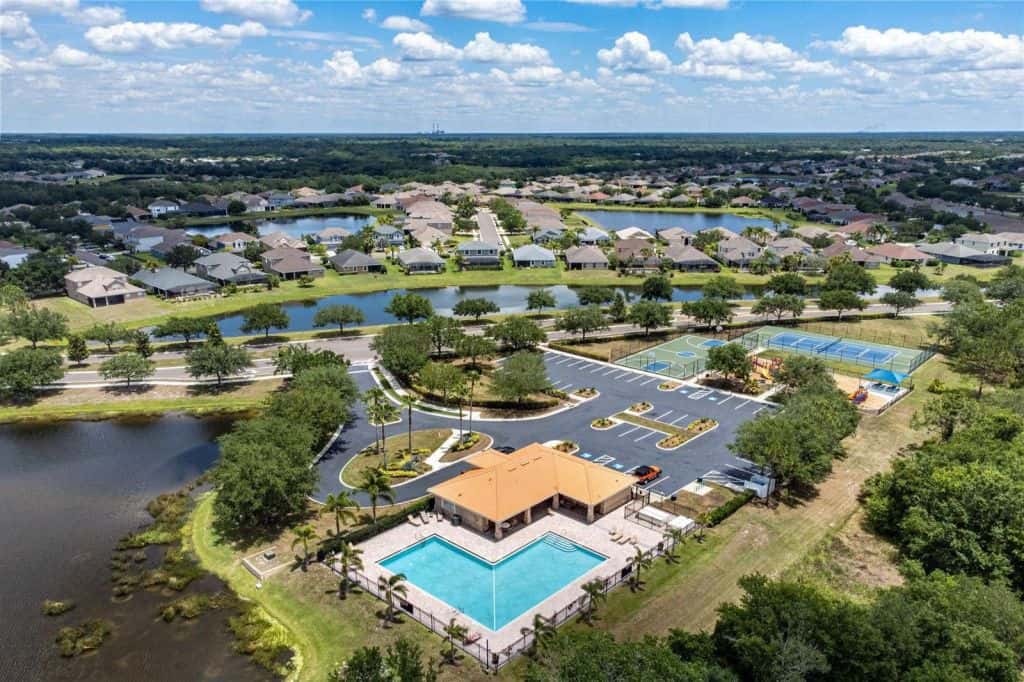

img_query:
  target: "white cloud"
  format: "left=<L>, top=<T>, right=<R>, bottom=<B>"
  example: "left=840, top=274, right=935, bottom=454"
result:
left=0, top=0, right=78, bottom=13
left=675, top=32, right=839, bottom=79
left=492, top=64, right=564, bottom=84
left=1, top=0, right=124, bottom=26
left=420, top=0, right=525, bottom=24
left=597, top=31, right=671, bottom=72
left=70, top=6, right=125, bottom=26
left=380, top=15, right=432, bottom=32
left=393, top=31, right=461, bottom=61
left=1, top=10, right=34, bottom=37
left=85, top=20, right=268, bottom=53
left=361, top=8, right=377, bottom=22
left=50, top=44, right=110, bottom=68
left=200, top=0, right=311, bottom=26
left=567, top=0, right=728, bottom=7
left=323, top=49, right=406, bottom=85
left=825, top=26, right=1023, bottom=72
left=463, top=31, right=549, bottom=65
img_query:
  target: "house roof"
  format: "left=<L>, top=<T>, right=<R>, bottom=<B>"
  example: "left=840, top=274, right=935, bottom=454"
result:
left=428, top=443, right=636, bottom=523
left=214, top=231, right=257, bottom=244
left=397, top=247, right=444, bottom=265
left=457, top=239, right=500, bottom=252
left=578, top=226, right=610, bottom=241
left=133, top=267, right=216, bottom=292
left=867, top=243, right=930, bottom=260
left=665, top=243, right=717, bottom=264
left=564, top=245, right=609, bottom=265
left=512, top=244, right=555, bottom=261
left=615, top=227, right=653, bottom=240
left=330, top=249, right=382, bottom=269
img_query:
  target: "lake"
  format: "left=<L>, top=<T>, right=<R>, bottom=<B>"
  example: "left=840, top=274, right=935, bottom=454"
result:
left=0, top=416, right=268, bottom=682
left=186, top=214, right=376, bottom=239
left=208, top=284, right=759, bottom=337
left=578, top=210, right=783, bottom=234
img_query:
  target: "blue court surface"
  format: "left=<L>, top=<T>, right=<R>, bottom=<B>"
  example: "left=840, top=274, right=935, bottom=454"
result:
left=738, top=325, right=928, bottom=373
left=702, top=339, right=727, bottom=348
left=644, top=361, right=671, bottom=372
left=676, top=351, right=697, bottom=358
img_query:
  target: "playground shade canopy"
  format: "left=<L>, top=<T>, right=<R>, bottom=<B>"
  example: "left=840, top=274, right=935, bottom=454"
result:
left=863, top=368, right=909, bottom=385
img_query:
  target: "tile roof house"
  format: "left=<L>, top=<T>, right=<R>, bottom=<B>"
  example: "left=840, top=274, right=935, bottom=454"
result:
left=312, top=227, right=352, bottom=248
left=65, top=266, right=146, bottom=307
left=664, top=243, right=720, bottom=272
left=146, top=198, right=179, bottom=217
left=765, top=237, right=814, bottom=259
left=820, top=242, right=884, bottom=269
left=614, top=227, right=653, bottom=241
left=261, top=247, right=325, bottom=279
left=428, top=443, right=636, bottom=538
left=531, top=227, right=566, bottom=244
left=614, top=238, right=657, bottom=262
left=512, top=244, right=556, bottom=268
left=456, top=240, right=501, bottom=267
left=564, top=245, right=609, bottom=270
left=194, top=252, right=267, bottom=285
left=577, top=226, right=611, bottom=245
left=410, top=225, right=449, bottom=249
left=372, top=225, right=405, bottom=249
left=656, top=227, right=690, bottom=243
left=259, top=231, right=305, bottom=251
left=397, top=247, right=445, bottom=274
left=212, top=231, right=258, bottom=252
left=915, top=242, right=1011, bottom=267
left=133, top=267, right=218, bottom=298
left=716, top=236, right=763, bottom=268
left=330, top=249, right=385, bottom=274
left=866, top=243, right=930, bottom=264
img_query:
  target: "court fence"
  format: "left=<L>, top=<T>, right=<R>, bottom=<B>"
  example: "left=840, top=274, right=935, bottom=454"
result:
left=616, top=351, right=706, bottom=379
left=736, top=329, right=933, bottom=374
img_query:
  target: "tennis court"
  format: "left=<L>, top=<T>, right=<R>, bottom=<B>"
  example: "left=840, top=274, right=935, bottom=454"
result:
left=616, top=334, right=721, bottom=378
left=738, top=326, right=930, bottom=374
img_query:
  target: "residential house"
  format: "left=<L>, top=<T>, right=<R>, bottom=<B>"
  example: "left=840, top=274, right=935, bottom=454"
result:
left=312, top=227, right=352, bottom=249
left=265, top=190, right=294, bottom=210
left=615, top=227, right=653, bottom=241
left=65, top=266, right=146, bottom=307
left=223, top=192, right=268, bottom=213
left=615, top=238, right=657, bottom=263
left=664, top=243, right=720, bottom=272
left=259, top=231, right=305, bottom=251
left=410, top=225, right=449, bottom=249
left=765, top=237, right=813, bottom=260
left=404, top=198, right=453, bottom=233
left=151, top=231, right=199, bottom=259
left=532, top=227, right=566, bottom=244
left=956, top=232, right=1024, bottom=255
left=512, top=244, right=556, bottom=268
left=820, top=242, right=884, bottom=269
left=716, top=236, right=762, bottom=268
left=147, top=199, right=179, bottom=217
left=261, top=247, right=325, bottom=280
left=730, top=195, right=757, bottom=207
left=372, top=194, right=396, bottom=209
left=212, top=231, right=258, bottom=252
left=397, top=247, right=445, bottom=274
left=656, top=227, right=690, bottom=243
left=456, top=240, right=501, bottom=268
left=577, top=226, right=611, bottom=245
left=133, top=267, right=218, bottom=298
left=564, top=245, right=609, bottom=270
left=915, top=242, right=1011, bottom=267
left=372, top=224, right=405, bottom=249
left=194, top=253, right=267, bottom=285
left=330, top=249, right=386, bottom=274
left=178, top=201, right=225, bottom=218
left=866, top=243, right=930, bottom=265
left=123, top=225, right=177, bottom=253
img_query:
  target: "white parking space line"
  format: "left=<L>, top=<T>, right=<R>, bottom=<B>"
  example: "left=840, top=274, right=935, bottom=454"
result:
left=634, top=431, right=656, bottom=442
left=618, top=426, right=641, bottom=438
left=626, top=375, right=643, bottom=383
left=601, top=368, right=618, bottom=376
left=622, top=465, right=640, bottom=474
left=590, top=365, right=606, bottom=373
left=718, top=395, right=734, bottom=406
left=654, top=410, right=673, bottom=421
left=554, top=357, right=572, bottom=365
left=613, top=371, right=630, bottom=379
left=647, top=476, right=672, bottom=492
left=669, top=413, right=689, bottom=425
left=754, top=406, right=767, bottom=414
left=561, top=384, right=573, bottom=391
left=567, top=360, right=584, bottom=368
left=593, top=455, right=615, bottom=465
left=688, top=390, right=711, bottom=400
left=640, top=378, right=658, bottom=386
left=734, top=400, right=751, bottom=410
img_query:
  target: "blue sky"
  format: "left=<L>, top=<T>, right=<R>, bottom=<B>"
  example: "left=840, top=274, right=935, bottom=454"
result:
left=1, top=1, right=1021, bottom=133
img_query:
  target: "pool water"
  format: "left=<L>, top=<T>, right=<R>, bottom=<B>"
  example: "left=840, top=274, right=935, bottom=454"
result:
left=379, top=533, right=606, bottom=630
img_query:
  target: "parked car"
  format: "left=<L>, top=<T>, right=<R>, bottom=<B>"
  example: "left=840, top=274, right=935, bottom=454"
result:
left=632, top=465, right=662, bottom=484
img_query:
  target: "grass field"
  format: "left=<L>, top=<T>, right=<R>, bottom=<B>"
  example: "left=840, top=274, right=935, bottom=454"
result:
left=0, top=380, right=278, bottom=423
left=340, top=428, right=451, bottom=486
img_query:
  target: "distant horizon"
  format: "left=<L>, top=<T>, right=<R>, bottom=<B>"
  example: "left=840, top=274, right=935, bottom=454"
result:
left=4, top=129, right=1023, bottom=137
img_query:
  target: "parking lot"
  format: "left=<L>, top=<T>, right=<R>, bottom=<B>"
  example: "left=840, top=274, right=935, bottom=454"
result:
left=315, top=350, right=774, bottom=503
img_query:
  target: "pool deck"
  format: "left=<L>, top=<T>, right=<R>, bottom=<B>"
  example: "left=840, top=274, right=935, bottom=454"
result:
left=352, top=506, right=663, bottom=651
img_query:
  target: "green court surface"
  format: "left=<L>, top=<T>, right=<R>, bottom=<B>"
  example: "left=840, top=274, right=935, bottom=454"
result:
left=736, top=325, right=931, bottom=374
left=616, top=334, right=724, bottom=378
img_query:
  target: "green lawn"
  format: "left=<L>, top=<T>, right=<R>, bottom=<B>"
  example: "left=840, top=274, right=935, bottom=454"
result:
left=340, top=428, right=451, bottom=486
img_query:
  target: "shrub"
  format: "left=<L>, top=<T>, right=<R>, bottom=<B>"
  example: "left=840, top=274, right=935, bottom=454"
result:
left=55, top=620, right=112, bottom=657
left=319, top=497, right=433, bottom=558
left=42, top=599, right=75, bottom=616
left=705, top=491, right=755, bottom=527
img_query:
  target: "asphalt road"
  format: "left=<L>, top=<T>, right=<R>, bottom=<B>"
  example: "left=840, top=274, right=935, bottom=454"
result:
left=313, top=350, right=772, bottom=506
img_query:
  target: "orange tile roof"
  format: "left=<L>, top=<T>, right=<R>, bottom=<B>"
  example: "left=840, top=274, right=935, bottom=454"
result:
left=429, top=443, right=635, bottom=523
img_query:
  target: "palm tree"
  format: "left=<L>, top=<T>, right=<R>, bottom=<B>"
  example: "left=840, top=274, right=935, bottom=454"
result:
left=290, top=524, right=317, bottom=570
left=376, top=401, right=400, bottom=468
left=523, top=613, right=555, bottom=656
left=742, top=226, right=771, bottom=246
left=358, top=468, right=395, bottom=522
left=630, top=546, right=653, bottom=590
left=453, top=384, right=469, bottom=438
left=442, top=617, right=468, bottom=664
left=399, top=394, right=416, bottom=458
left=662, top=527, right=686, bottom=564
left=321, top=491, right=360, bottom=536
left=579, top=579, right=606, bottom=624
left=696, top=512, right=709, bottom=543
left=465, top=370, right=480, bottom=437
left=868, top=222, right=891, bottom=243
left=336, top=542, right=363, bottom=599
left=378, top=573, right=407, bottom=625
left=362, top=388, right=385, bottom=453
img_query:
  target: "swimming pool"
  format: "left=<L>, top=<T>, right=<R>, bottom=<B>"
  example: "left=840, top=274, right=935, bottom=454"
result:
left=379, top=533, right=606, bottom=630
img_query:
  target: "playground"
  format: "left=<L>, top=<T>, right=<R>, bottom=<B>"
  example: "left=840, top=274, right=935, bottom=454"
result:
left=616, top=334, right=728, bottom=379
left=737, top=326, right=930, bottom=374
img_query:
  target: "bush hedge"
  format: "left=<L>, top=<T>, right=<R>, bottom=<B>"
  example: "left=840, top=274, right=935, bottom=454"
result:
left=705, top=490, right=755, bottom=527
left=318, top=496, right=433, bottom=558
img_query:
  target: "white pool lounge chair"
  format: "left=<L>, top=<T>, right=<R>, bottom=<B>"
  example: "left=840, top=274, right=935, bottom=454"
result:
left=609, top=528, right=622, bottom=541
left=408, top=515, right=421, bottom=526
left=417, top=512, right=430, bottom=524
